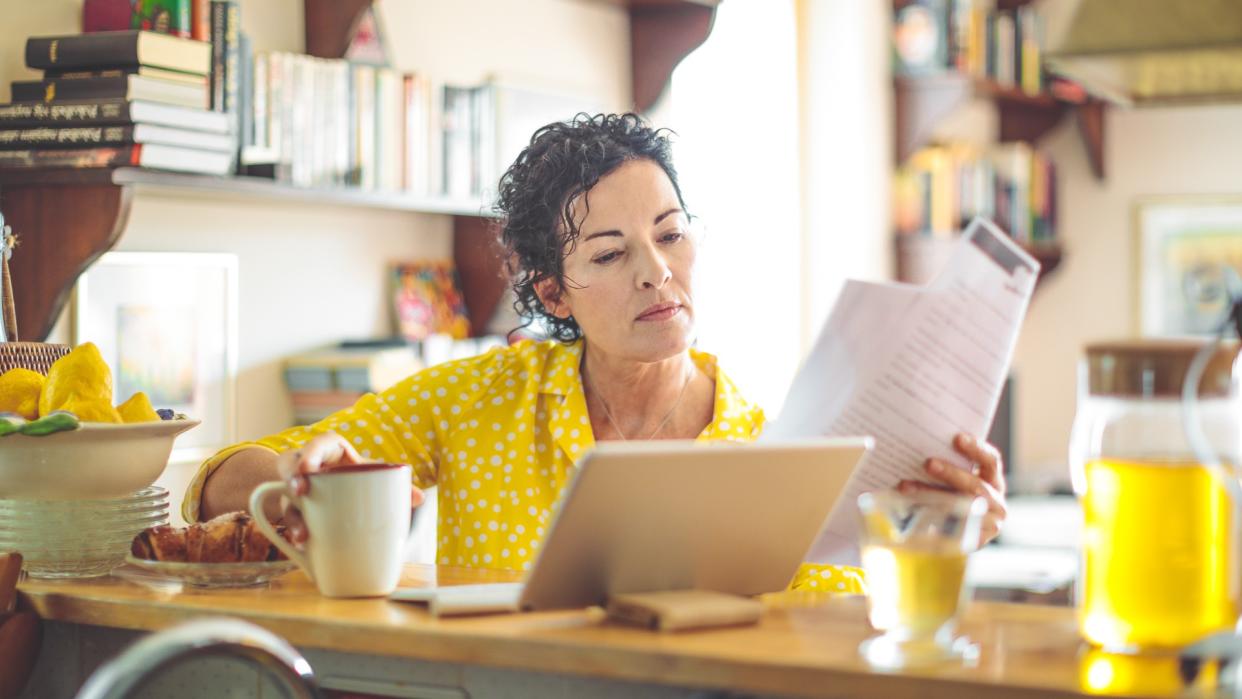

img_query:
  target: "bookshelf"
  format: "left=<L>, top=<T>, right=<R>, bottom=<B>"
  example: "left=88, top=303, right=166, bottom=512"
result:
left=0, top=0, right=722, bottom=343
left=891, top=0, right=1098, bottom=288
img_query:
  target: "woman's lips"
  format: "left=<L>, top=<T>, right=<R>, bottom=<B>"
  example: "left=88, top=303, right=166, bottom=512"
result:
left=636, top=303, right=681, bottom=322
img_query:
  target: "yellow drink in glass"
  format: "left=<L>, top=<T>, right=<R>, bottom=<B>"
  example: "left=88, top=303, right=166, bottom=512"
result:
left=1081, top=458, right=1237, bottom=651
left=862, top=541, right=969, bottom=637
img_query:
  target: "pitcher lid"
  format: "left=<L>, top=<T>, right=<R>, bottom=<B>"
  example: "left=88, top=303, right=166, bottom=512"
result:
left=1085, top=339, right=1240, bottom=398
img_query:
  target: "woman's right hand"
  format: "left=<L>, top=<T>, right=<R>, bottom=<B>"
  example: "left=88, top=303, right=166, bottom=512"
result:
left=275, top=432, right=426, bottom=543
left=275, top=432, right=365, bottom=543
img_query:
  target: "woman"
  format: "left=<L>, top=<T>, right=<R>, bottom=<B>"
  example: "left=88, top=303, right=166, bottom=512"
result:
left=186, top=113, right=1006, bottom=592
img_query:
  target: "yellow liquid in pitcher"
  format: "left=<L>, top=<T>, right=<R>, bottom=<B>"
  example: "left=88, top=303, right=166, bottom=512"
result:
left=862, top=541, right=969, bottom=636
left=1081, top=458, right=1237, bottom=650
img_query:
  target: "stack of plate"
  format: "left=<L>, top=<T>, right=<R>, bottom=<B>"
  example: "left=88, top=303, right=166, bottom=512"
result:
left=0, top=486, right=169, bottom=578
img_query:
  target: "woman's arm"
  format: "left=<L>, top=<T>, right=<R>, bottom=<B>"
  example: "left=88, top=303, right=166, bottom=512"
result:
left=199, top=447, right=280, bottom=521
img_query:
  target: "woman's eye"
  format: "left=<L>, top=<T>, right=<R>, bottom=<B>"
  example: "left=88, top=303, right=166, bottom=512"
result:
left=592, top=251, right=621, bottom=265
left=660, top=231, right=684, bottom=243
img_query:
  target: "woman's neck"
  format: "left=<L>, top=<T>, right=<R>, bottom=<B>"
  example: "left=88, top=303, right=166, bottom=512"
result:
left=580, top=342, right=710, bottom=441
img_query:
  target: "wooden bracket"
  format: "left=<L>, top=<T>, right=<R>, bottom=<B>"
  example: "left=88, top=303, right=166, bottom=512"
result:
left=630, top=2, right=718, bottom=113
left=1075, top=100, right=1106, bottom=181
left=453, top=215, right=509, bottom=338
left=0, top=183, right=131, bottom=342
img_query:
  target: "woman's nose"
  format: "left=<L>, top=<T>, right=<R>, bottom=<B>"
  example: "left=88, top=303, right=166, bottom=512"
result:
left=635, top=247, right=672, bottom=289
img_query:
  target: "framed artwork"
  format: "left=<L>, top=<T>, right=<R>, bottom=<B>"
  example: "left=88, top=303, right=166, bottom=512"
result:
left=1134, top=196, right=1242, bottom=337
left=391, top=262, right=470, bottom=342
left=73, top=252, right=238, bottom=462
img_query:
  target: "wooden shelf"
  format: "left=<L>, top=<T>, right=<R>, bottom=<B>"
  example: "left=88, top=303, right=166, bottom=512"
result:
left=0, top=167, right=505, bottom=342
left=0, top=168, right=495, bottom=217
left=895, top=235, right=1063, bottom=287
left=894, top=73, right=1106, bottom=180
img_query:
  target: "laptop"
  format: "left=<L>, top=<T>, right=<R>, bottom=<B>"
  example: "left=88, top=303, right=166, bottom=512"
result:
left=390, top=437, right=872, bottom=616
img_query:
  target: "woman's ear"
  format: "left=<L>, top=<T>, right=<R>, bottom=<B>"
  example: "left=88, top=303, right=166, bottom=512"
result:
left=534, top=277, right=571, bottom=319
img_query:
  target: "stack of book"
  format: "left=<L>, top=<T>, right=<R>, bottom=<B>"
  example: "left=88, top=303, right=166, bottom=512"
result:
left=284, top=344, right=423, bottom=425
left=0, top=30, right=233, bottom=175
left=894, top=0, right=1046, bottom=95
left=893, top=142, right=1057, bottom=245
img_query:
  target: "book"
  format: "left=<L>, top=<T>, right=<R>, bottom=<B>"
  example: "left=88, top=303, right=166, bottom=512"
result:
left=0, top=124, right=234, bottom=152
left=25, top=30, right=209, bottom=76
left=284, top=346, right=422, bottom=393
left=45, top=66, right=207, bottom=88
left=0, top=143, right=231, bottom=174
left=83, top=0, right=193, bottom=37
left=0, top=99, right=228, bottom=133
left=11, top=76, right=207, bottom=110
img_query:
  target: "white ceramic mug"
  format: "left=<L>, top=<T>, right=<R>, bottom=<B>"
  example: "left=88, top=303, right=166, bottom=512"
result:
left=249, top=463, right=412, bottom=598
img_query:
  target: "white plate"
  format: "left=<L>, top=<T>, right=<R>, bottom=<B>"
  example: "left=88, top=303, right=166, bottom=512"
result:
left=0, top=419, right=199, bottom=499
left=123, top=554, right=297, bottom=588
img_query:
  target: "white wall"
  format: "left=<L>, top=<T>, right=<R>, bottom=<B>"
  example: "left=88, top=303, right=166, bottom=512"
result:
left=795, top=0, right=893, bottom=345
left=1013, top=104, right=1242, bottom=487
left=0, top=0, right=630, bottom=521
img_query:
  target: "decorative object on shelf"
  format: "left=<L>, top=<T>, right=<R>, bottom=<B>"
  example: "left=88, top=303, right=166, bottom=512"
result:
left=1134, top=196, right=1242, bottom=337
left=72, top=251, right=237, bottom=461
left=391, top=261, right=471, bottom=343
left=0, top=208, right=16, bottom=342
left=303, top=0, right=388, bottom=66
left=893, top=0, right=949, bottom=76
left=84, top=0, right=194, bottom=38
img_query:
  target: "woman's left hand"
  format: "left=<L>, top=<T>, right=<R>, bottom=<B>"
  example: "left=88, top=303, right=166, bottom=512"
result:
left=896, top=433, right=1007, bottom=546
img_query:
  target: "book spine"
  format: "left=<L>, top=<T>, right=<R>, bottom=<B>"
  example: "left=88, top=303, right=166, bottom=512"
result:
left=172, top=0, right=192, bottom=38
left=0, top=145, right=138, bottom=169
left=0, top=125, right=136, bottom=150
left=0, top=100, right=131, bottom=128
left=191, top=0, right=210, bottom=41
left=252, top=52, right=268, bottom=150
left=223, top=0, right=240, bottom=118
left=12, top=77, right=134, bottom=103
left=209, top=1, right=226, bottom=111
left=236, top=31, right=252, bottom=171
left=25, top=33, right=141, bottom=70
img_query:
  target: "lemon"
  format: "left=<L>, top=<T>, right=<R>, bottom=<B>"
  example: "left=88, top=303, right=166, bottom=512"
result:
left=57, top=397, right=122, bottom=424
left=0, top=368, right=45, bottom=419
left=117, top=391, right=161, bottom=423
left=39, top=342, right=113, bottom=417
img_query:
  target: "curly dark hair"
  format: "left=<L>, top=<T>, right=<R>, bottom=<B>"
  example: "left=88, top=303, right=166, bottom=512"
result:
left=494, top=113, right=688, bottom=342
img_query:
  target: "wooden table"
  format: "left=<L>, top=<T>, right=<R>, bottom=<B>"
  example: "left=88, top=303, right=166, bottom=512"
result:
left=14, top=564, right=1213, bottom=699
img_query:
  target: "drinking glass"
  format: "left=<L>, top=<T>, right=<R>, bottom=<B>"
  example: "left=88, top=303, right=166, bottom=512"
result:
left=857, top=489, right=987, bottom=669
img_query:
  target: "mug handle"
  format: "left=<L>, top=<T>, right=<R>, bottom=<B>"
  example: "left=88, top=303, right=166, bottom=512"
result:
left=249, top=481, right=312, bottom=579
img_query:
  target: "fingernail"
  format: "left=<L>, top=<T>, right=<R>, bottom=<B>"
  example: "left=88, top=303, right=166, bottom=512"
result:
left=927, top=460, right=944, bottom=474
left=960, top=434, right=974, bottom=446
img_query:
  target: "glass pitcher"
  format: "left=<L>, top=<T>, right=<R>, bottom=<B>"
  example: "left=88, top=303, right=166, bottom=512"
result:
left=1070, top=339, right=1242, bottom=652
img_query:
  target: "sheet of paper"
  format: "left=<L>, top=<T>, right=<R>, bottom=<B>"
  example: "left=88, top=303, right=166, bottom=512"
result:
left=764, top=218, right=1039, bottom=565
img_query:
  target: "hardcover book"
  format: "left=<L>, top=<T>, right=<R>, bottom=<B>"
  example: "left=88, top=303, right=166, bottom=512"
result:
left=25, top=30, right=210, bottom=75
left=0, top=100, right=228, bottom=133
left=11, top=75, right=207, bottom=110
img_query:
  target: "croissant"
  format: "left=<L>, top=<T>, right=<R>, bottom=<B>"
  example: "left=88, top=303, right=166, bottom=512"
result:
left=131, top=511, right=290, bottom=563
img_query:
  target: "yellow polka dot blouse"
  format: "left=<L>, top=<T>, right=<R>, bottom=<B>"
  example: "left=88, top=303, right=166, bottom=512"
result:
left=183, top=339, right=863, bottom=594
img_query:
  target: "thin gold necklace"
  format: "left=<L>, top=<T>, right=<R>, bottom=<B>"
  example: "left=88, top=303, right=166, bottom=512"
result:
left=585, top=361, right=693, bottom=441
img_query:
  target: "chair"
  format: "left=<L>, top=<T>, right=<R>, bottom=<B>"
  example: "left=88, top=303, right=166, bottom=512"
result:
left=75, top=617, right=321, bottom=699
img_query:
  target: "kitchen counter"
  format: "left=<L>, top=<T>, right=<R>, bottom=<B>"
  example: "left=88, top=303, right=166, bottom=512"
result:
left=16, top=563, right=1205, bottom=699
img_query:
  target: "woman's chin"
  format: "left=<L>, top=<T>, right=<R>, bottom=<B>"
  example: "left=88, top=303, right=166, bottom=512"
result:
left=628, top=319, right=695, bottom=360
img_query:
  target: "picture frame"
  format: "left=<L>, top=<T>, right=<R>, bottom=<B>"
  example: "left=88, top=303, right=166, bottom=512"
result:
left=1134, top=196, right=1242, bottom=337
left=73, top=252, right=239, bottom=462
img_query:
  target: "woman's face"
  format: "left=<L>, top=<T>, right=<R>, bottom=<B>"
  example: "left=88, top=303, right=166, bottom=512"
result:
left=541, top=158, right=697, bottom=363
